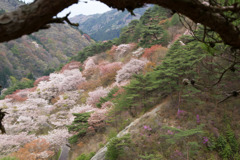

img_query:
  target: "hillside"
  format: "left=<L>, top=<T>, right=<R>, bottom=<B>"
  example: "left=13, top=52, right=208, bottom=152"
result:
left=70, top=5, right=151, bottom=41
left=0, top=4, right=240, bottom=160
left=0, top=0, right=92, bottom=89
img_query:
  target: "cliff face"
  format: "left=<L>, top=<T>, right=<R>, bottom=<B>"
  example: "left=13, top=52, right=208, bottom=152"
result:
left=0, top=0, right=92, bottom=88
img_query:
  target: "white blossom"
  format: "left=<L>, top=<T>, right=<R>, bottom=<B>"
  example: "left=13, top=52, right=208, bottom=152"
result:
left=116, top=59, right=147, bottom=83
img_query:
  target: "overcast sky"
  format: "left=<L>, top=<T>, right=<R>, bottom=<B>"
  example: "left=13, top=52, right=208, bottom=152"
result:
left=22, top=0, right=112, bottom=17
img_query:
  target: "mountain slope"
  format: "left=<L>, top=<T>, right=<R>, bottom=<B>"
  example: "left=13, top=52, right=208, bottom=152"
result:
left=0, top=0, right=92, bottom=89
left=70, top=6, right=151, bottom=41
left=1, top=4, right=239, bottom=160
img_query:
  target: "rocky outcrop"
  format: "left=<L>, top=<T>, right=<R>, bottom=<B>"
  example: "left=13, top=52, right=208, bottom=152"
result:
left=91, top=99, right=171, bottom=160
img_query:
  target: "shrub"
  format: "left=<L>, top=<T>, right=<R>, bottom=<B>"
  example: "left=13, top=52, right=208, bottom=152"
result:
left=77, top=79, right=101, bottom=92
left=0, top=77, right=34, bottom=100
left=142, top=45, right=162, bottom=59
left=12, top=138, right=54, bottom=160
left=96, top=87, right=119, bottom=108
left=170, top=14, right=181, bottom=26
left=76, top=152, right=95, bottom=160
left=33, top=76, right=49, bottom=86
left=208, top=124, right=240, bottom=159
left=106, top=134, right=132, bottom=160
left=67, top=112, right=91, bottom=144
left=99, top=62, right=122, bottom=76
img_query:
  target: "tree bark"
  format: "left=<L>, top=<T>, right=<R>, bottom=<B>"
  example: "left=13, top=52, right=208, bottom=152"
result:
left=0, top=0, right=240, bottom=48
left=0, top=123, right=6, bottom=134
left=0, top=0, right=78, bottom=42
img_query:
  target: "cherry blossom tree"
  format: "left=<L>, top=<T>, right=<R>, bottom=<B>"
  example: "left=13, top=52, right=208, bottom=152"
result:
left=86, top=87, right=110, bottom=107
left=116, top=59, right=147, bottom=84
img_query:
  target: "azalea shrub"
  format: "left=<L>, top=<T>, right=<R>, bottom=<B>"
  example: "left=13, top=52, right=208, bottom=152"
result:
left=142, top=45, right=167, bottom=63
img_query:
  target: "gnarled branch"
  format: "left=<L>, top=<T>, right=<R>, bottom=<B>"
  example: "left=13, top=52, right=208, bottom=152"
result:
left=0, top=0, right=78, bottom=42
left=0, top=0, right=240, bottom=49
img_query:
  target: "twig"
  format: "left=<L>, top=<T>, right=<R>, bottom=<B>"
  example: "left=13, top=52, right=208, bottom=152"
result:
left=49, top=12, right=79, bottom=27
left=213, top=61, right=237, bottom=86
left=218, top=90, right=240, bottom=104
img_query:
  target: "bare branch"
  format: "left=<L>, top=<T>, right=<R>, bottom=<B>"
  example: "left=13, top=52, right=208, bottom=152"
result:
left=0, top=0, right=78, bottom=42
left=98, top=0, right=240, bottom=48
left=218, top=90, right=240, bottom=104
left=0, top=0, right=240, bottom=49
left=213, top=55, right=237, bottom=86
left=50, top=13, right=79, bottom=27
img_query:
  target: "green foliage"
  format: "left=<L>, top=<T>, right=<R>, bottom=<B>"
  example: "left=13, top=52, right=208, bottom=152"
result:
left=67, top=112, right=91, bottom=144
left=139, top=153, right=164, bottom=160
left=0, top=77, right=34, bottom=100
left=26, top=72, right=35, bottom=80
left=68, top=135, right=79, bottom=144
left=208, top=124, right=240, bottom=159
left=161, top=125, right=204, bottom=145
left=169, top=14, right=180, bottom=26
left=56, top=149, right=62, bottom=160
left=76, top=7, right=149, bottom=41
left=139, top=25, right=169, bottom=48
left=106, top=134, right=132, bottom=160
left=10, top=44, right=20, bottom=55
left=159, top=125, right=203, bottom=159
left=119, top=74, right=154, bottom=114
left=72, top=41, right=115, bottom=62
left=112, top=91, right=133, bottom=114
left=43, top=68, right=55, bottom=76
left=112, top=37, right=205, bottom=115
left=76, top=152, right=95, bottom=160
left=96, top=87, right=119, bottom=108
left=148, top=37, right=205, bottom=94
left=188, top=141, right=201, bottom=157
left=0, top=67, right=11, bottom=90
left=118, top=5, right=172, bottom=47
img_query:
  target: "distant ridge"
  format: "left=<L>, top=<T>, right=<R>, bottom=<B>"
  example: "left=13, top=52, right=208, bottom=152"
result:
left=70, top=5, right=152, bottom=41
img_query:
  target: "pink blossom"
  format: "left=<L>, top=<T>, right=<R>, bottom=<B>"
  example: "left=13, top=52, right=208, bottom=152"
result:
left=116, top=59, right=147, bottom=83
left=34, top=76, right=50, bottom=86
left=99, top=62, right=122, bottom=75
left=177, top=109, right=185, bottom=117
left=84, top=58, right=96, bottom=70
left=203, top=137, right=209, bottom=144
left=196, top=114, right=200, bottom=124
left=86, top=87, right=109, bottom=107
left=167, top=130, right=174, bottom=135
left=143, top=125, right=152, bottom=131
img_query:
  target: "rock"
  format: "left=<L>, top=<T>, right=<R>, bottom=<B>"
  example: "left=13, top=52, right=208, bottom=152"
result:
left=1, top=88, right=7, bottom=95
left=91, top=146, right=107, bottom=160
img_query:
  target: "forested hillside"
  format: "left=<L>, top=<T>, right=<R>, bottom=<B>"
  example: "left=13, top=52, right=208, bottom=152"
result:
left=0, top=0, right=92, bottom=90
left=0, top=3, right=240, bottom=160
left=72, top=6, right=183, bottom=63
left=70, top=5, right=151, bottom=41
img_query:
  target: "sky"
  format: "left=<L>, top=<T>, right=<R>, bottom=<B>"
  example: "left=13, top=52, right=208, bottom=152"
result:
left=22, top=0, right=112, bottom=17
